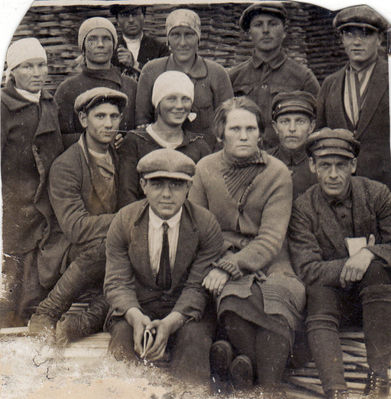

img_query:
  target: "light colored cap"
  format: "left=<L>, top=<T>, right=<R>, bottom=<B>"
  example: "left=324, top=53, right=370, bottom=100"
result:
left=152, top=70, right=194, bottom=108
left=78, top=17, right=118, bottom=50
left=74, top=87, right=128, bottom=113
left=137, top=149, right=195, bottom=181
left=166, top=9, right=201, bottom=40
left=6, top=38, right=47, bottom=81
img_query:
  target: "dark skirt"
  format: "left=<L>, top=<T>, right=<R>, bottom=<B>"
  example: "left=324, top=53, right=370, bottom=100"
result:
left=218, top=282, right=294, bottom=348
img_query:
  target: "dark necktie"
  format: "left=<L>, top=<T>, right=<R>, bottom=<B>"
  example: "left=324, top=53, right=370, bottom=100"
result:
left=156, top=222, right=171, bottom=290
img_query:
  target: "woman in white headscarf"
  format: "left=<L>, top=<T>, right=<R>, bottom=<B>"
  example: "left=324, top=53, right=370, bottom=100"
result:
left=1, top=38, right=65, bottom=327
left=118, top=70, right=211, bottom=206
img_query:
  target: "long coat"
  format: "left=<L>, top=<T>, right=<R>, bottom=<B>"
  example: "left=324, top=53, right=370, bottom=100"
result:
left=317, top=58, right=391, bottom=187
left=104, top=199, right=223, bottom=322
left=289, top=177, right=391, bottom=287
left=1, top=83, right=64, bottom=256
left=135, top=55, right=233, bottom=150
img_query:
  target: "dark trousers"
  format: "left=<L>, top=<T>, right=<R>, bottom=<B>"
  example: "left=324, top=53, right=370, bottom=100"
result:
left=1, top=249, right=48, bottom=327
left=306, top=261, right=391, bottom=392
left=108, top=302, right=216, bottom=384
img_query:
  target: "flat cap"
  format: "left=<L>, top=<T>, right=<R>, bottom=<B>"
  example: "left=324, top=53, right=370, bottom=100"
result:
left=272, top=91, right=316, bottom=120
left=137, top=149, right=195, bottom=181
left=74, top=87, right=128, bottom=114
left=306, top=128, right=360, bottom=159
left=333, top=5, right=388, bottom=32
left=109, top=4, right=146, bottom=16
left=239, top=2, right=287, bottom=32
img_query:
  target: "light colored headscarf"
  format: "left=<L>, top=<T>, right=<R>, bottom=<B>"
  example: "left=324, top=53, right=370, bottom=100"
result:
left=166, top=9, right=201, bottom=40
left=78, top=17, right=118, bottom=50
left=5, top=38, right=47, bottom=83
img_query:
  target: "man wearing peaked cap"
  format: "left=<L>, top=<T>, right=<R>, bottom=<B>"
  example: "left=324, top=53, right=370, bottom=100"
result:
left=268, top=91, right=318, bottom=199
left=54, top=17, right=136, bottom=146
left=29, top=87, right=127, bottom=345
left=289, top=128, right=391, bottom=399
left=104, top=149, right=223, bottom=383
left=229, top=2, right=320, bottom=150
left=317, top=5, right=391, bottom=188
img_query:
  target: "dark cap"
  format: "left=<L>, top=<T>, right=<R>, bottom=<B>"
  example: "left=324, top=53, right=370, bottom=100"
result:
left=272, top=91, right=316, bottom=120
left=306, top=128, right=360, bottom=159
left=333, top=5, right=388, bottom=32
left=137, top=149, right=195, bottom=181
left=109, top=4, right=146, bottom=17
left=239, top=2, right=287, bottom=32
left=74, top=87, right=128, bottom=113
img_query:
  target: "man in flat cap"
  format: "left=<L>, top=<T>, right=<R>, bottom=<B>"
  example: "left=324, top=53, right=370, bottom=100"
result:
left=29, top=88, right=128, bottom=345
left=317, top=5, right=391, bottom=188
left=104, top=148, right=223, bottom=383
left=54, top=17, right=136, bottom=145
left=229, top=2, right=320, bottom=149
left=268, top=90, right=318, bottom=199
left=109, top=5, right=169, bottom=77
left=289, top=128, right=391, bottom=399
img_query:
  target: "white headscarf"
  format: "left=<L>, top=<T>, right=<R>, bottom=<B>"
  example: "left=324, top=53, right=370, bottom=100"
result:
left=5, top=38, right=47, bottom=83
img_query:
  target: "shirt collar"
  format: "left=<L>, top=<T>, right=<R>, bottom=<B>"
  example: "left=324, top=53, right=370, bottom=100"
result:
left=149, top=206, right=183, bottom=229
left=252, top=49, right=286, bottom=70
left=166, top=54, right=207, bottom=79
left=277, top=145, right=307, bottom=166
left=14, top=87, right=41, bottom=103
left=323, top=183, right=353, bottom=208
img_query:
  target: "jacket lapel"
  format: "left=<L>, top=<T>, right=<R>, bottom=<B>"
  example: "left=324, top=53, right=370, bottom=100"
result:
left=331, top=67, right=350, bottom=129
left=356, top=59, right=388, bottom=139
left=351, top=178, right=372, bottom=238
left=171, top=205, right=199, bottom=289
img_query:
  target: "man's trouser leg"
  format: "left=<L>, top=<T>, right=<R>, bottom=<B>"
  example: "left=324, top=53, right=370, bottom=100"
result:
left=108, top=318, right=137, bottom=362
left=359, top=261, right=391, bottom=377
left=33, top=239, right=106, bottom=322
left=306, top=285, right=347, bottom=393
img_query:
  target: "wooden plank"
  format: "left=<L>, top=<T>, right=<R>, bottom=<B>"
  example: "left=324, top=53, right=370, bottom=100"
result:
left=0, top=326, right=28, bottom=336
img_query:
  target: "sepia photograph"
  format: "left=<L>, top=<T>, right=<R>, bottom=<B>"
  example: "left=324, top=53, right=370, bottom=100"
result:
left=1, top=1, right=391, bottom=398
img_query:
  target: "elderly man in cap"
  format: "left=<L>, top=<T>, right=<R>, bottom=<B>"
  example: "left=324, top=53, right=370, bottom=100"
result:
left=289, top=128, right=391, bottom=399
left=229, top=2, right=320, bottom=150
left=29, top=87, right=128, bottom=345
left=317, top=5, right=391, bottom=188
left=104, top=148, right=223, bottom=383
left=109, top=4, right=169, bottom=77
left=268, top=90, right=318, bottom=199
left=54, top=17, right=136, bottom=143
left=136, top=8, right=233, bottom=150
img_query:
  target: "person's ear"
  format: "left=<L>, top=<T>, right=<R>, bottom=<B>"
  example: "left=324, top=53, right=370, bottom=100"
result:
left=272, top=120, right=279, bottom=135
left=140, top=177, right=147, bottom=194
left=309, top=119, right=316, bottom=134
left=79, top=111, right=88, bottom=129
left=309, top=156, right=316, bottom=174
left=351, top=157, right=357, bottom=174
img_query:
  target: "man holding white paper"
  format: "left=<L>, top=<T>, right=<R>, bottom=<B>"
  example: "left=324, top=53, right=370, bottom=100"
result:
left=289, top=127, right=391, bottom=399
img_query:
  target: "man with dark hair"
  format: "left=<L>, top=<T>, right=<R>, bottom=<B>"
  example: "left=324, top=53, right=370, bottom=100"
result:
left=229, top=2, right=320, bottom=149
left=317, top=5, right=391, bottom=187
left=289, top=128, right=391, bottom=399
left=54, top=17, right=136, bottom=141
left=268, top=90, right=318, bottom=199
left=29, top=87, right=128, bottom=346
left=109, top=4, right=169, bottom=77
left=105, top=148, right=223, bottom=383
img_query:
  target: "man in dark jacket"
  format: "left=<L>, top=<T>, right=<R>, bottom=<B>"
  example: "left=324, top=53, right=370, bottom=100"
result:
left=317, top=5, right=391, bottom=187
left=229, top=2, right=320, bottom=149
left=29, top=88, right=128, bottom=346
left=54, top=17, right=136, bottom=143
left=268, top=90, right=318, bottom=199
left=109, top=4, right=169, bottom=77
left=289, top=128, right=391, bottom=399
left=105, top=148, right=223, bottom=383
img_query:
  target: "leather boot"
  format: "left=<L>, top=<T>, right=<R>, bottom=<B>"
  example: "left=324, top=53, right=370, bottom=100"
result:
left=55, top=294, right=109, bottom=346
left=29, top=261, right=90, bottom=334
left=209, top=340, right=234, bottom=395
left=363, top=370, right=390, bottom=399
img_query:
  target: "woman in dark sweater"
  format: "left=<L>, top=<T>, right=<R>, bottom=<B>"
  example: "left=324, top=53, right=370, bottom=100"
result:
left=118, top=70, right=210, bottom=207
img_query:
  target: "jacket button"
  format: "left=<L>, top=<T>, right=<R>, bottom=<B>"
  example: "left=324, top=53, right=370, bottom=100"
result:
left=261, top=84, right=268, bottom=89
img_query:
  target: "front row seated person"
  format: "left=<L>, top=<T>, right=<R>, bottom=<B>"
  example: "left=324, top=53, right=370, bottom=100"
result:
left=104, top=149, right=223, bottom=383
left=29, top=88, right=128, bottom=346
left=118, top=70, right=210, bottom=207
left=268, top=90, right=318, bottom=199
left=289, top=128, right=391, bottom=399
left=188, top=97, right=305, bottom=398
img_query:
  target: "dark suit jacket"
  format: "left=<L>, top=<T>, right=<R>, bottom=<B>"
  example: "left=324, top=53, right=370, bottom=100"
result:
left=317, top=58, right=391, bottom=187
left=104, top=199, right=223, bottom=321
left=112, top=33, right=169, bottom=75
left=289, top=177, right=391, bottom=287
